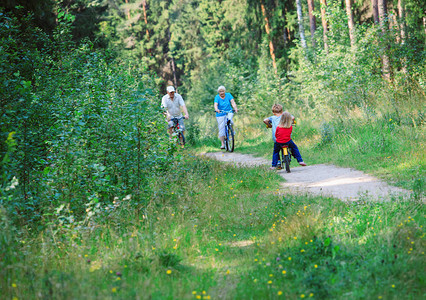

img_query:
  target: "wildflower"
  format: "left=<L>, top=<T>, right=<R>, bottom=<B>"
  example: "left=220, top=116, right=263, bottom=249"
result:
left=269, top=274, right=273, bottom=277
left=12, top=283, right=17, bottom=288
left=309, top=293, right=314, bottom=297
left=202, top=291, right=206, bottom=294
left=112, top=287, right=117, bottom=293
left=314, top=265, right=318, bottom=268
left=196, top=296, right=201, bottom=299
left=278, top=291, right=283, bottom=296
left=226, top=270, right=230, bottom=274
left=253, top=279, right=258, bottom=283
left=301, top=249, right=305, bottom=253
left=288, top=257, right=292, bottom=261
left=268, top=280, right=272, bottom=284
left=392, top=285, right=395, bottom=288
left=192, top=291, right=197, bottom=295
left=301, top=294, right=305, bottom=298
left=282, top=270, right=286, bottom=274
left=167, top=270, right=172, bottom=274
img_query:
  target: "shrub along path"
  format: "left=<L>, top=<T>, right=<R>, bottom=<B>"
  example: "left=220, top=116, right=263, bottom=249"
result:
left=203, top=152, right=411, bottom=201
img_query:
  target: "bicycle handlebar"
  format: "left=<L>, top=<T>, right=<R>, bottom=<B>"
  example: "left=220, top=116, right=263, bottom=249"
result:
left=216, top=110, right=235, bottom=113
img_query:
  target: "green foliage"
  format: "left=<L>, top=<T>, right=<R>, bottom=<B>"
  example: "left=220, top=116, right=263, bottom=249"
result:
left=0, top=10, right=171, bottom=227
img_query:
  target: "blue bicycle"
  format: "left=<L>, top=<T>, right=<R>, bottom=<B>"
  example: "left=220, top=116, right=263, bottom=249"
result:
left=219, top=110, right=235, bottom=152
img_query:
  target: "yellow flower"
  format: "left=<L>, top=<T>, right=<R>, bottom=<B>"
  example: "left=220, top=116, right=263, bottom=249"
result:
left=288, top=257, right=292, bottom=261
left=301, top=294, right=305, bottom=298
left=267, top=280, right=272, bottom=284
left=301, top=249, right=305, bottom=253
left=282, top=270, right=286, bottom=274
left=202, top=291, right=206, bottom=295
left=196, top=296, right=201, bottom=299
left=392, top=284, right=395, bottom=288
left=278, top=291, right=283, bottom=296
left=112, top=287, right=117, bottom=293
left=226, top=270, right=230, bottom=274
left=269, top=274, right=273, bottom=277
left=12, top=283, right=17, bottom=288
left=309, top=293, right=314, bottom=297
left=314, top=265, right=318, bottom=268
left=166, top=270, right=172, bottom=274
left=192, top=291, right=197, bottom=295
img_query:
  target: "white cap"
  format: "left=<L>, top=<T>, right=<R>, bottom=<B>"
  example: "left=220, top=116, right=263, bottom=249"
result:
left=167, top=86, right=175, bottom=93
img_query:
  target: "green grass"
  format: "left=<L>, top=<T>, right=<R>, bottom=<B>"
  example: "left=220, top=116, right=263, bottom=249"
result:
left=2, top=154, right=424, bottom=299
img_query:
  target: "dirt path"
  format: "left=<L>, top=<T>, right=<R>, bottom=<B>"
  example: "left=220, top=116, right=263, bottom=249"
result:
left=203, top=152, right=411, bottom=201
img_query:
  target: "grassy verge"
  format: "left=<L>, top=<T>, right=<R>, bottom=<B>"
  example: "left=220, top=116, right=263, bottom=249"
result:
left=2, top=153, right=424, bottom=299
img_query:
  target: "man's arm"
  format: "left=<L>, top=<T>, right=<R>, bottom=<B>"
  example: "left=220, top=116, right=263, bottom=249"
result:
left=182, top=105, right=189, bottom=119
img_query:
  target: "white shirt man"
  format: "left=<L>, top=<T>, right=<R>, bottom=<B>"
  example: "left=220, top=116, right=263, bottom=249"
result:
left=161, top=85, right=189, bottom=134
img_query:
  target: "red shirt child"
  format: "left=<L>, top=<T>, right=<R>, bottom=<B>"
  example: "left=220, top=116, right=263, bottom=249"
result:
left=275, top=126, right=292, bottom=143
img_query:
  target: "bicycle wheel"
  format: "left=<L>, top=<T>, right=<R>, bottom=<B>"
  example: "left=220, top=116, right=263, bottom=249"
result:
left=227, top=124, right=234, bottom=152
left=283, top=154, right=291, bottom=173
left=178, top=131, right=185, bottom=146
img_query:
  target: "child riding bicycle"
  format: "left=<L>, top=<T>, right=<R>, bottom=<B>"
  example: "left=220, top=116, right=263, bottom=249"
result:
left=263, top=105, right=306, bottom=169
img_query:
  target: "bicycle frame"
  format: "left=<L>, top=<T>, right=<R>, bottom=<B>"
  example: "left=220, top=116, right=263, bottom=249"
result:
left=280, top=144, right=292, bottom=173
left=170, top=117, right=185, bottom=146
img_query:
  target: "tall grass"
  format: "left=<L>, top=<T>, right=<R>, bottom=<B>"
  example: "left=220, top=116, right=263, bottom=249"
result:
left=2, top=154, right=424, bottom=299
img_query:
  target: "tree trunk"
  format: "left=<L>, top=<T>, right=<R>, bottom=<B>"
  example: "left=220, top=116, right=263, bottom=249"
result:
left=296, top=0, right=307, bottom=48
left=345, top=0, right=355, bottom=47
left=397, top=0, right=407, bottom=73
left=371, top=0, right=379, bottom=24
left=167, top=28, right=177, bottom=87
left=397, top=0, right=406, bottom=43
left=378, top=0, right=391, bottom=80
left=320, top=0, right=328, bottom=53
left=125, top=0, right=131, bottom=20
left=424, top=17, right=426, bottom=36
left=142, top=0, right=150, bottom=40
left=307, top=0, right=316, bottom=48
left=260, top=1, right=277, bottom=74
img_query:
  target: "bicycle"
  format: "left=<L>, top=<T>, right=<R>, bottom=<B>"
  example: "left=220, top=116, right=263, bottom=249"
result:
left=265, top=118, right=297, bottom=173
left=218, top=110, right=235, bottom=152
left=170, top=116, right=185, bottom=146
left=279, top=144, right=292, bottom=173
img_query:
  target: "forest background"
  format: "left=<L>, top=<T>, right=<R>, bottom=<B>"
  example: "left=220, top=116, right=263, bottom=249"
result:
left=1, top=0, right=425, bottom=299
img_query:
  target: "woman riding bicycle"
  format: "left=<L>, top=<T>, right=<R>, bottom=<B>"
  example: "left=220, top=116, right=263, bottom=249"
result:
left=214, top=86, right=238, bottom=150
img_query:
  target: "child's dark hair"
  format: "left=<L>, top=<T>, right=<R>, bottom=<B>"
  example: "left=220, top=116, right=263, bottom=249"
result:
left=272, top=104, right=283, bottom=113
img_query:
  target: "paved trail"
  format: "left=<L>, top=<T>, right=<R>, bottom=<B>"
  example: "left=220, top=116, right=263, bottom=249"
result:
left=203, top=152, right=411, bottom=201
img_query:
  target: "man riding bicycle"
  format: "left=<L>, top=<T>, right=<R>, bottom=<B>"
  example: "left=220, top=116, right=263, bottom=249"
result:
left=161, top=85, right=189, bottom=137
